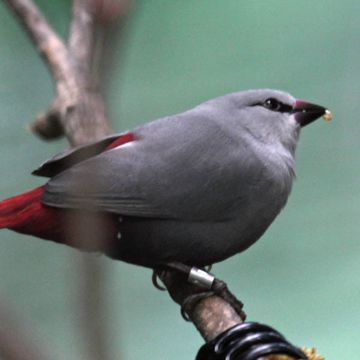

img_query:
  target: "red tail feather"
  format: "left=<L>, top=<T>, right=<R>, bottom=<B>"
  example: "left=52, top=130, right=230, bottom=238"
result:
left=0, top=186, right=64, bottom=241
left=0, top=186, right=119, bottom=255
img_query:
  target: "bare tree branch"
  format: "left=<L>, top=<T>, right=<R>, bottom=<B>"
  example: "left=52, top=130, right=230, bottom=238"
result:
left=77, top=255, right=111, bottom=360
left=3, top=0, right=71, bottom=84
left=3, top=0, right=112, bottom=145
left=191, top=296, right=242, bottom=341
left=29, top=106, right=64, bottom=140
left=69, top=0, right=96, bottom=84
left=160, top=270, right=243, bottom=342
left=2, top=1, right=115, bottom=360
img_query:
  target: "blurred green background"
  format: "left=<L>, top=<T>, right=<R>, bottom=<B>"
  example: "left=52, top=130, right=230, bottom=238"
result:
left=0, top=1, right=359, bottom=359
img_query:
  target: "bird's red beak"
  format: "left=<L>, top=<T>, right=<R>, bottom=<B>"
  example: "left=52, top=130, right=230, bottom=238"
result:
left=293, top=100, right=332, bottom=127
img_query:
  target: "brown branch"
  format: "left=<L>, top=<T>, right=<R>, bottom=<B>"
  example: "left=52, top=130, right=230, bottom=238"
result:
left=3, top=0, right=111, bottom=145
left=191, top=296, right=242, bottom=341
left=3, top=1, right=115, bottom=360
left=77, top=255, right=111, bottom=360
left=29, top=106, right=64, bottom=140
left=160, top=270, right=243, bottom=342
left=3, top=0, right=71, bottom=84
left=65, top=2, right=114, bottom=360
left=69, top=0, right=97, bottom=84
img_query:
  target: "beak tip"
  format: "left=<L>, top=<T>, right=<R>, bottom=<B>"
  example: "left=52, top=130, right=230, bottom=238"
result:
left=322, top=109, right=332, bottom=122
left=294, top=100, right=331, bottom=127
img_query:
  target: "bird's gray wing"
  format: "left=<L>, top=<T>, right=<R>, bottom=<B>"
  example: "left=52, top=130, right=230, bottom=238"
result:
left=42, top=146, right=172, bottom=218
left=42, top=110, right=264, bottom=220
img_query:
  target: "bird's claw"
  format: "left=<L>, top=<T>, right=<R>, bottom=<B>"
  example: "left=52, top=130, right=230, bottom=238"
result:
left=151, top=270, right=167, bottom=291
left=152, top=262, right=246, bottom=321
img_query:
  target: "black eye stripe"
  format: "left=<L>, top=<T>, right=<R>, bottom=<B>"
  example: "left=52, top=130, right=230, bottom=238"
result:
left=277, top=103, right=293, bottom=113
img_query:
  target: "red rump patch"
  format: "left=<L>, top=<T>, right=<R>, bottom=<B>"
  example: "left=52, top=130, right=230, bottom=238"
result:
left=0, top=186, right=119, bottom=252
left=105, top=132, right=136, bottom=151
left=0, top=186, right=64, bottom=241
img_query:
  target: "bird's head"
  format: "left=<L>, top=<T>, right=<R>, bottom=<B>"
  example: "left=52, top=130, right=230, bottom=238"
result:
left=216, top=89, right=331, bottom=154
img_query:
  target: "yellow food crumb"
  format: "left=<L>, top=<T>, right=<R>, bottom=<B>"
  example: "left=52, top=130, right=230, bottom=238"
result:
left=323, top=109, right=332, bottom=121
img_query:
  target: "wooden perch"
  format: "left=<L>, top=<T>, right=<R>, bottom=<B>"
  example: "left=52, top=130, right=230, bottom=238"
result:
left=159, top=268, right=244, bottom=342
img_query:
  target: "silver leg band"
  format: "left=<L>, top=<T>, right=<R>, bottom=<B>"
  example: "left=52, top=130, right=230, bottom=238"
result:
left=188, top=267, right=215, bottom=289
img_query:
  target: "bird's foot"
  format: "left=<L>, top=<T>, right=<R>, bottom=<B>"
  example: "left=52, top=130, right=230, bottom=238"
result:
left=153, top=262, right=246, bottom=321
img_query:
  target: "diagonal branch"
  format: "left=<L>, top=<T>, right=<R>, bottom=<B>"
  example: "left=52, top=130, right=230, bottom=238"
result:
left=3, top=0, right=71, bottom=84
left=160, top=269, right=244, bottom=342
left=3, top=0, right=112, bottom=145
left=2, top=1, right=118, bottom=360
left=69, top=0, right=96, bottom=84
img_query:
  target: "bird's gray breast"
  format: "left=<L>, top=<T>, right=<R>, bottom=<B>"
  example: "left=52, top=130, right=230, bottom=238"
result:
left=116, top=127, right=296, bottom=266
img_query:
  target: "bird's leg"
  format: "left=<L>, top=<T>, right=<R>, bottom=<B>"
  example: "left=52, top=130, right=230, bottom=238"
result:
left=153, top=262, right=246, bottom=321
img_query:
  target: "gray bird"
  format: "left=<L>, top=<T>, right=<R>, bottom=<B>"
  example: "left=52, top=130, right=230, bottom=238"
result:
left=0, top=89, right=331, bottom=268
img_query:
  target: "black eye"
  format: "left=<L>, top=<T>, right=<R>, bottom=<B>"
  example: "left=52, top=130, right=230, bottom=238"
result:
left=264, top=98, right=282, bottom=111
left=262, top=98, right=293, bottom=113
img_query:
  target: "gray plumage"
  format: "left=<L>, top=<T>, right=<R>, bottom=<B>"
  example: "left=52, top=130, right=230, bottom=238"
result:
left=34, top=89, right=326, bottom=267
